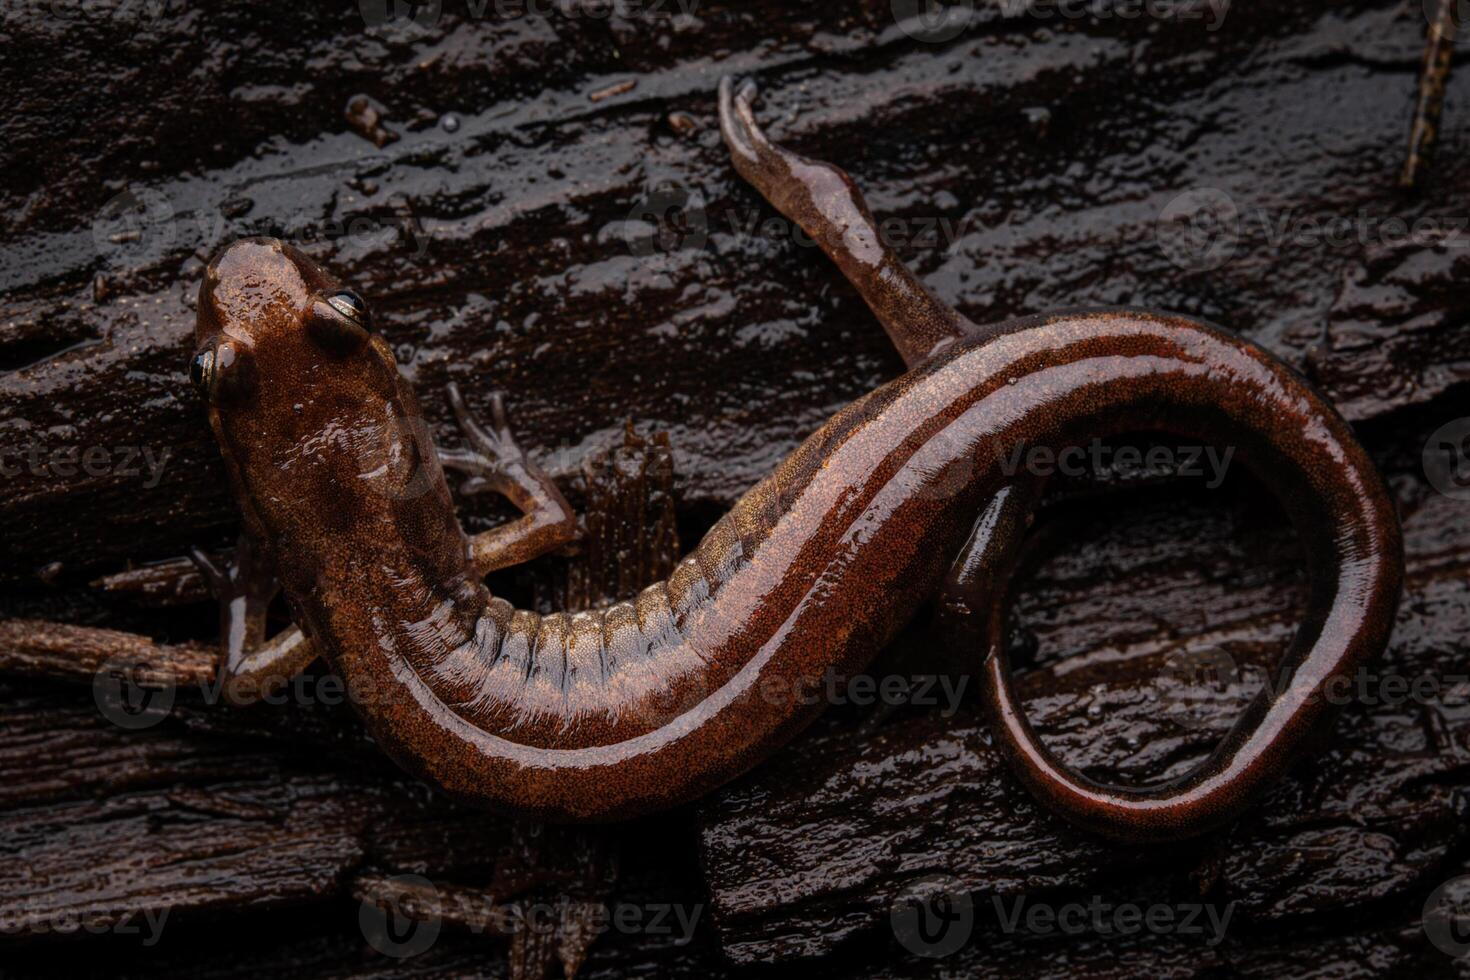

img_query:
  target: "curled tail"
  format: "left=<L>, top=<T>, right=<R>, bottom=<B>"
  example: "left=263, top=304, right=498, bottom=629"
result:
left=943, top=311, right=1403, bottom=841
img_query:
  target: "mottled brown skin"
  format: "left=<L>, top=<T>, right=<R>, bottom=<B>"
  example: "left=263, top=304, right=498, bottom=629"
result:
left=189, top=79, right=1403, bottom=840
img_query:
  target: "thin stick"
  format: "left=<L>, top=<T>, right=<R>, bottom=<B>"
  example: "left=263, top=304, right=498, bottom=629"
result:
left=0, top=618, right=217, bottom=687
left=1403, top=0, right=1460, bottom=188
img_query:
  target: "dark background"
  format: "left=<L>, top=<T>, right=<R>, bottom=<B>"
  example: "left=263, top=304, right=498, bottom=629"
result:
left=1, top=0, right=1468, bottom=976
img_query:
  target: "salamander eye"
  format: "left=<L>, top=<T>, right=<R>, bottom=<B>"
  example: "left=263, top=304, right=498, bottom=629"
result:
left=306, top=288, right=374, bottom=352
left=190, top=342, right=247, bottom=404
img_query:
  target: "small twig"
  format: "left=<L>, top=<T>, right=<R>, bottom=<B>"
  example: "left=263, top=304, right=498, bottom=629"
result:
left=91, top=557, right=211, bottom=608
left=1403, top=0, right=1459, bottom=188
left=0, top=618, right=218, bottom=688
left=353, top=872, right=515, bottom=937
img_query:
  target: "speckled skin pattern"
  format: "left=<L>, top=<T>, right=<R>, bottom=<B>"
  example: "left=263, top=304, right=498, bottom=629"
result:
left=189, top=79, right=1403, bottom=840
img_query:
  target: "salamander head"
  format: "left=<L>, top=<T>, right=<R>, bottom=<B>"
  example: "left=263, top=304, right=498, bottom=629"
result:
left=194, top=236, right=398, bottom=407
left=192, top=238, right=453, bottom=576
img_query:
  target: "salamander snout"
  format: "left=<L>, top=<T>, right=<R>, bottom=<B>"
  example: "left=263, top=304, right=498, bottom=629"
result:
left=197, top=237, right=317, bottom=344
left=193, top=238, right=381, bottom=406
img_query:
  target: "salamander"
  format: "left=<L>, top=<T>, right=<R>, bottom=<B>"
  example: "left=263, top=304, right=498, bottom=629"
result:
left=187, top=78, right=1402, bottom=840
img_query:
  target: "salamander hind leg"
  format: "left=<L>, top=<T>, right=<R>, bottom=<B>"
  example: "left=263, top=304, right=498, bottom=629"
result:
left=190, top=532, right=319, bottom=707
left=933, top=482, right=1042, bottom=686
left=437, top=382, right=579, bottom=577
left=718, top=76, right=970, bottom=368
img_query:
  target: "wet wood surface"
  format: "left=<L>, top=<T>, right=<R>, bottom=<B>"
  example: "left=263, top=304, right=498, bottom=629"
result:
left=1, top=0, right=1468, bottom=976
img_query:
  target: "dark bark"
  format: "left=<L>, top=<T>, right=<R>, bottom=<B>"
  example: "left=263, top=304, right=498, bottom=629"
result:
left=2, top=0, right=1468, bottom=976
left=3, top=0, right=1466, bottom=587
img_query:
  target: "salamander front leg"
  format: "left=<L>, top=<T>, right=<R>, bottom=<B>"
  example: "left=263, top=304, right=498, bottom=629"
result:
left=718, top=76, right=971, bottom=368
left=438, top=382, right=580, bottom=577
left=190, top=533, right=318, bottom=707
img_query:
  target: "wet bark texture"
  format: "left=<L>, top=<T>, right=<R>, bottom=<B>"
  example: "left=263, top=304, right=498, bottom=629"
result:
left=2, top=0, right=1468, bottom=976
